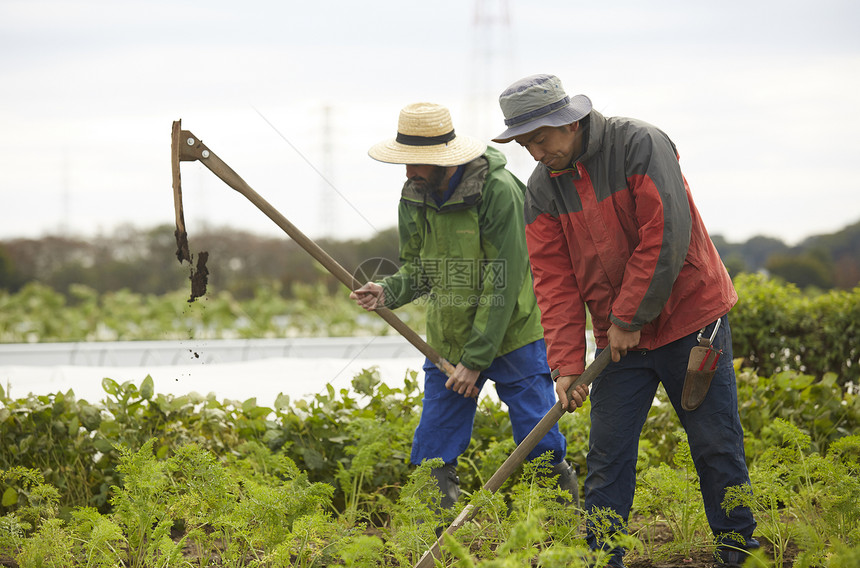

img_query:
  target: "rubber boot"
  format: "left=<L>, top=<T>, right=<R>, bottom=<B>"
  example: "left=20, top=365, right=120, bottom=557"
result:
left=430, top=463, right=460, bottom=510
left=551, top=460, right=580, bottom=507
left=429, top=463, right=460, bottom=538
left=714, top=537, right=760, bottom=567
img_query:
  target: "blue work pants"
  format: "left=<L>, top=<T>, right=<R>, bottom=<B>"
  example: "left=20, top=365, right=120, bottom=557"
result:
left=411, top=339, right=566, bottom=466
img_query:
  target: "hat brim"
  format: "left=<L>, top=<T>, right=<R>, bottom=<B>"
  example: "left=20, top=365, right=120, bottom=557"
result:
left=368, top=134, right=487, bottom=167
left=492, top=94, right=592, bottom=143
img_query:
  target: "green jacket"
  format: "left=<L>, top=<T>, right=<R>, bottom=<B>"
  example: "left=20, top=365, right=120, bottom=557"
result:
left=380, top=147, right=544, bottom=371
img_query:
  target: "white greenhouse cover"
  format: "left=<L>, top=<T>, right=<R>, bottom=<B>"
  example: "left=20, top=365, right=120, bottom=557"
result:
left=0, top=337, right=425, bottom=405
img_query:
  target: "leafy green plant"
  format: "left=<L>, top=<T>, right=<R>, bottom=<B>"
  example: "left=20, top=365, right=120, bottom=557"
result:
left=723, top=419, right=811, bottom=566
left=219, top=446, right=335, bottom=566
left=335, top=417, right=399, bottom=526
left=68, top=507, right=126, bottom=568
left=264, top=510, right=344, bottom=568
left=633, top=431, right=708, bottom=559
left=453, top=487, right=513, bottom=561
left=385, top=458, right=450, bottom=565
left=441, top=511, right=546, bottom=567
left=787, top=434, right=860, bottom=567
left=109, top=439, right=183, bottom=568
left=165, top=443, right=237, bottom=567
left=735, top=366, right=860, bottom=460
left=578, top=507, right=641, bottom=568
left=0, top=513, right=28, bottom=562
left=0, top=467, right=61, bottom=563
left=819, top=543, right=860, bottom=568
left=506, top=453, right=582, bottom=546
left=334, top=533, right=384, bottom=567
left=0, top=468, right=60, bottom=533
left=15, top=518, right=74, bottom=568
left=0, top=388, right=104, bottom=513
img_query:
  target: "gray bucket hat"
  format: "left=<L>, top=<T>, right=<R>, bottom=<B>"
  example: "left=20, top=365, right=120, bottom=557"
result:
left=493, top=74, right=592, bottom=143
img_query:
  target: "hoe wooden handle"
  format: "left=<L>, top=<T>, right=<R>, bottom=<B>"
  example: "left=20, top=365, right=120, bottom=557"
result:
left=172, top=121, right=455, bottom=376
left=413, top=348, right=611, bottom=568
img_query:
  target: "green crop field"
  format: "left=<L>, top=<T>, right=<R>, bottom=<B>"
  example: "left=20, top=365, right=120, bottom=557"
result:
left=0, top=275, right=858, bottom=566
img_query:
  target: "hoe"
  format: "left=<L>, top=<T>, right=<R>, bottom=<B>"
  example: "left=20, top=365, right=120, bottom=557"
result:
left=170, top=119, right=454, bottom=375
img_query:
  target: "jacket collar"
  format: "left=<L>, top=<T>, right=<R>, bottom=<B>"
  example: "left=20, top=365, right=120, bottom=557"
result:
left=400, top=154, right=489, bottom=212
left=579, top=110, right=605, bottom=163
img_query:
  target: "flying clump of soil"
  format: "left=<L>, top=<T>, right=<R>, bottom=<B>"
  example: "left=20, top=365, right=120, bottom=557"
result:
left=175, top=228, right=191, bottom=264
left=175, top=228, right=209, bottom=303
left=188, top=251, right=209, bottom=303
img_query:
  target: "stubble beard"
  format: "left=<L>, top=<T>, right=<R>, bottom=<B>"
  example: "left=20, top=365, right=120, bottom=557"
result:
left=410, top=166, right=448, bottom=196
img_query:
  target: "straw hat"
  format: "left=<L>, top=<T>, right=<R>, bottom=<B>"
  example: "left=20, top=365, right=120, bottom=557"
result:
left=368, top=102, right=487, bottom=167
left=493, top=74, right=592, bottom=143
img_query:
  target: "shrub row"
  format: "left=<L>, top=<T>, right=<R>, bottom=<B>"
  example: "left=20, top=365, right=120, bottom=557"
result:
left=2, top=274, right=858, bottom=384
left=730, top=273, right=859, bottom=385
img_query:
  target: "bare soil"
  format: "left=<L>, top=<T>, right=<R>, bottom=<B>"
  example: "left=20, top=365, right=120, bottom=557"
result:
left=624, top=520, right=795, bottom=568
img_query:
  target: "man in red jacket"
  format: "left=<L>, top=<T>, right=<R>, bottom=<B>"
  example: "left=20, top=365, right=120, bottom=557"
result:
left=493, top=74, right=758, bottom=567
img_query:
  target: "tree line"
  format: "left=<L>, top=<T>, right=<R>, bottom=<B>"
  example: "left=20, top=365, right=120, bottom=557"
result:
left=0, top=224, right=400, bottom=299
left=0, top=219, right=858, bottom=299
left=713, top=219, right=860, bottom=289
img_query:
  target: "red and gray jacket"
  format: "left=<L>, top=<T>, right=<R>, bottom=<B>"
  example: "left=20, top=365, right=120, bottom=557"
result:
left=524, top=110, right=736, bottom=378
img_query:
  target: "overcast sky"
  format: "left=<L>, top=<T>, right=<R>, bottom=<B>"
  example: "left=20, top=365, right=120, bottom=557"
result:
left=1, top=0, right=858, bottom=247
